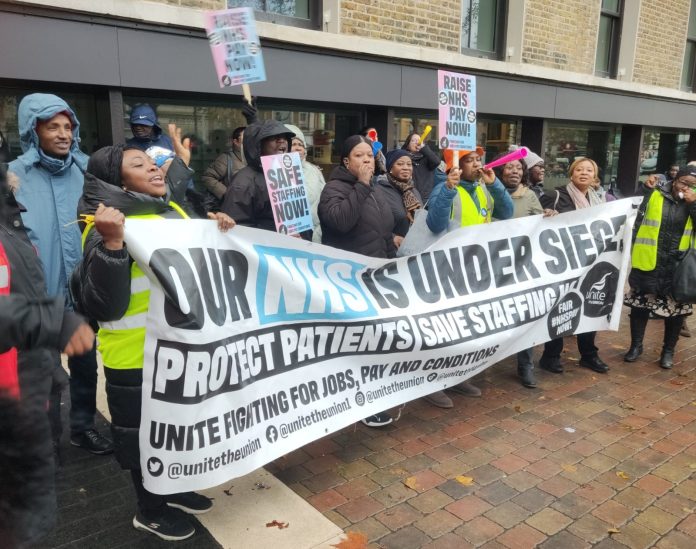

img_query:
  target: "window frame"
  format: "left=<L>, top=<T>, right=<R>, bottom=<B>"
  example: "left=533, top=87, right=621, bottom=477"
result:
left=682, top=0, right=696, bottom=91
left=595, top=0, right=623, bottom=78
left=230, top=1, right=322, bottom=30
left=460, top=0, right=508, bottom=60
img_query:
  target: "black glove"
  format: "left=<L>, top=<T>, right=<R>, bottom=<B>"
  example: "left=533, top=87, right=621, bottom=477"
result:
left=242, top=98, right=258, bottom=125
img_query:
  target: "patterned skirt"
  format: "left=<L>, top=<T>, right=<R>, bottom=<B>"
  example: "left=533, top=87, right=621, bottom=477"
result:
left=623, top=290, right=692, bottom=318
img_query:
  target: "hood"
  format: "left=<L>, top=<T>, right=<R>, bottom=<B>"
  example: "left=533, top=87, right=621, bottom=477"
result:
left=77, top=173, right=172, bottom=219
left=285, top=124, right=305, bottom=146
left=15, top=93, right=88, bottom=170
left=242, top=120, right=295, bottom=171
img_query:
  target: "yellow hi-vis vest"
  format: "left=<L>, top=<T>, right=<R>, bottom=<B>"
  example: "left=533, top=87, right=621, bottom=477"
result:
left=632, top=191, right=694, bottom=271
left=451, top=183, right=493, bottom=227
left=81, top=203, right=189, bottom=370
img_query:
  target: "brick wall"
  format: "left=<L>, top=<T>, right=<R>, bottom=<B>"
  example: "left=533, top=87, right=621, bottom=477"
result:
left=522, top=0, right=600, bottom=74
left=340, top=0, right=462, bottom=52
left=633, top=0, right=690, bottom=88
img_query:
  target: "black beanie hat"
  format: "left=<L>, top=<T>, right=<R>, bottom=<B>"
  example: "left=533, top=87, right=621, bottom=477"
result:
left=385, top=149, right=410, bottom=172
left=86, top=145, right=126, bottom=187
left=340, top=135, right=372, bottom=161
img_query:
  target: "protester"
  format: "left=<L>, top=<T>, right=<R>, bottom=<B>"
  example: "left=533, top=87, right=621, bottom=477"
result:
left=523, top=150, right=546, bottom=199
left=319, top=135, right=395, bottom=426
left=286, top=124, right=326, bottom=243
left=492, top=153, right=543, bottom=388
left=126, top=104, right=174, bottom=152
left=201, top=126, right=247, bottom=204
left=75, top=145, right=233, bottom=541
left=539, top=157, right=610, bottom=374
left=426, top=147, right=513, bottom=398
left=1, top=164, right=94, bottom=547
left=402, top=131, right=441, bottom=201
left=426, top=146, right=514, bottom=233
left=220, top=120, right=304, bottom=235
left=8, top=93, right=113, bottom=456
left=375, top=148, right=452, bottom=408
left=666, top=164, right=679, bottom=184
left=623, top=166, right=696, bottom=369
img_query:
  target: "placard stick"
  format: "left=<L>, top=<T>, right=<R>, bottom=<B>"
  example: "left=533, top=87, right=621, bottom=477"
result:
left=242, top=84, right=252, bottom=105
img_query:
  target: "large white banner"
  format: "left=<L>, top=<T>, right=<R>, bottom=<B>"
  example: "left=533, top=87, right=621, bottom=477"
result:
left=123, top=199, right=636, bottom=494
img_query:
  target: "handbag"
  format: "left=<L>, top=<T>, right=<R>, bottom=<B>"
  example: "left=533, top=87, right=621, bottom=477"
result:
left=672, top=234, right=696, bottom=303
left=397, top=207, right=444, bottom=257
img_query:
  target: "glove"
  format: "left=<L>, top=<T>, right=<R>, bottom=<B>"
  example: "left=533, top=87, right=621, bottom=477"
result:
left=242, top=99, right=258, bottom=125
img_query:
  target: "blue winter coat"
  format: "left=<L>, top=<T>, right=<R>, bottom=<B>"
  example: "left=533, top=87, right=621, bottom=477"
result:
left=9, top=93, right=89, bottom=300
left=426, top=177, right=514, bottom=234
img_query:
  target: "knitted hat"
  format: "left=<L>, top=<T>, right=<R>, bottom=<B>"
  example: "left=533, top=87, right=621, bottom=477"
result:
left=523, top=151, right=544, bottom=169
left=385, top=149, right=411, bottom=172
left=285, top=124, right=306, bottom=146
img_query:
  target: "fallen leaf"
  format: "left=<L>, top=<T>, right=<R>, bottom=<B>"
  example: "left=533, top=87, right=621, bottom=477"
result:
left=403, top=476, right=421, bottom=491
left=683, top=507, right=693, bottom=513
left=619, top=402, right=636, bottom=411
left=78, top=488, right=86, bottom=494
left=266, top=520, right=289, bottom=529
left=564, top=427, right=576, bottom=433
left=562, top=464, right=577, bottom=473
left=607, top=528, right=621, bottom=534
left=254, top=482, right=270, bottom=490
left=514, top=405, right=522, bottom=413
left=616, top=471, right=630, bottom=480
left=689, top=463, right=696, bottom=470
left=223, top=485, right=233, bottom=496
left=332, top=531, right=369, bottom=549
left=538, top=396, right=546, bottom=400
left=671, top=380, right=685, bottom=386
left=455, top=476, right=474, bottom=486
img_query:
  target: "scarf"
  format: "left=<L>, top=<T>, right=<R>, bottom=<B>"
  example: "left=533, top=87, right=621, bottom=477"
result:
left=566, top=182, right=603, bottom=209
left=387, top=173, right=422, bottom=223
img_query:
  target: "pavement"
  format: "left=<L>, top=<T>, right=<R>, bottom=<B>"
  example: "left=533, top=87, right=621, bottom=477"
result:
left=42, top=308, right=696, bottom=548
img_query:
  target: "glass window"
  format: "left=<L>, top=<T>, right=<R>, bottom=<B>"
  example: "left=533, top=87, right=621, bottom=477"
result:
left=123, top=96, right=360, bottom=181
left=639, top=129, right=690, bottom=181
left=461, top=0, right=507, bottom=59
left=0, top=86, right=100, bottom=166
left=595, top=0, right=622, bottom=78
left=543, top=122, right=621, bottom=189
left=393, top=111, right=520, bottom=162
left=682, top=0, right=696, bottom=91
left=227, top=0, right=318, bottom=29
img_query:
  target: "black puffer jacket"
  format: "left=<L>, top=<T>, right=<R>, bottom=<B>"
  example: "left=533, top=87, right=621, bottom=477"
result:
left=629, top=182, right=696, bottom=296
left=1, top=186, right=80, bottom=546
left=319, top=166, right=396, bottom=258
left=220, top=120, right=293, bottom=232
left=76, top=174, right=185, bottom=469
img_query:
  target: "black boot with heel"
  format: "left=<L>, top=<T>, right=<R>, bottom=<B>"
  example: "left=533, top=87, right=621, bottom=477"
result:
left=624, top=309, right=649, bottom=362
left=660, top=316, right=683, bottom=369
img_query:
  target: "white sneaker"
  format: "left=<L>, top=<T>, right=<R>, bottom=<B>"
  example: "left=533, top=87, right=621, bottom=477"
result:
left=361, top=412, right=393, bottom=427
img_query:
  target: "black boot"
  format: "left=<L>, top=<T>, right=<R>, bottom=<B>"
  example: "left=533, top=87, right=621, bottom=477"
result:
left=517, top=349, right=537, bottom=388
left=624, top=308, right=648, bottom=362
left=660, top=316, right=683, bottom=369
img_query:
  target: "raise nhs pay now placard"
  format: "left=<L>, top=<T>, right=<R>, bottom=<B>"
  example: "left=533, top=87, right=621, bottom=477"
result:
left=438, top=70, right=477, bottom=151
left=204, top=7, right=266, bottom=88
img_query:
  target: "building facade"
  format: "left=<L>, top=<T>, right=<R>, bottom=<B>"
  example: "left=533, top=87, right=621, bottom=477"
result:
left=2, top=0, right=696, bottom=195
